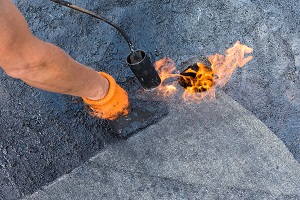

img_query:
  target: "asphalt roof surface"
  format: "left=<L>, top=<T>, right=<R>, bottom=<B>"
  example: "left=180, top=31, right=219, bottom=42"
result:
left=0, top=0, right=299, bottom=199
left=25, top=90, right=300, bottom=199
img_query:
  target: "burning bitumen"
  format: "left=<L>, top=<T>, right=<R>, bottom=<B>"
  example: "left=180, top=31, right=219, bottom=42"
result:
left=154, top=41, right=253, bottom=103
left=179, top=62, right=214, bottom=93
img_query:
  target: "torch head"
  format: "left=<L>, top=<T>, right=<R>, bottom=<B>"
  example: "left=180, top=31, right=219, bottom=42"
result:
left=126, top=50, right=161, bottom=90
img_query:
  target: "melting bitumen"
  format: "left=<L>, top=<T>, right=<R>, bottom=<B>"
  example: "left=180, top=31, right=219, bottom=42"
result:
left=108, top=99, right=168, bottom=138
left=108, top=77, right=169, bottom=138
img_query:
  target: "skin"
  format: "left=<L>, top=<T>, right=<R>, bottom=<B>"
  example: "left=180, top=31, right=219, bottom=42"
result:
left=0, top=0, right=109, bottom=100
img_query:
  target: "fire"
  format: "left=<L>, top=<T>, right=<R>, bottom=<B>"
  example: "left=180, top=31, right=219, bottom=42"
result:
left=154, top=41, right=253, bottom=102
left=181, top=63, right=216, bottom=102
left=208, top=41, right=253, bottom=88
left=154, top=57, right=180, bottom=97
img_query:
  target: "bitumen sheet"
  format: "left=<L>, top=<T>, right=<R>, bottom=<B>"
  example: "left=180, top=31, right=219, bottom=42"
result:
left=0, top=0, right=299, bottom=199
left=25, top=91, right=300, bottom=199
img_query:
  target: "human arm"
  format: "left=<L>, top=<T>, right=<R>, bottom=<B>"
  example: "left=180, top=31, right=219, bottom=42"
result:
left=0, top=0, right=129, bottom=119
left=0, top=0, right=110, bottom=100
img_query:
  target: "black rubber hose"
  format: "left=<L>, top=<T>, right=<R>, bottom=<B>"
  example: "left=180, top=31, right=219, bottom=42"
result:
left=50, top=0, right=135, bottom=52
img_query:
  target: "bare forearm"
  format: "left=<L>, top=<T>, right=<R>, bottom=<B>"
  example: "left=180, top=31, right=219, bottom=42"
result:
left=19, top=39, right=109, bottom=100
left=0, top=0, right=108, bottom=100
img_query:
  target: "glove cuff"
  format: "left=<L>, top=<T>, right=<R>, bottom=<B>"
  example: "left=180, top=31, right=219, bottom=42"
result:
left=82, top=72, right=117, bottom=106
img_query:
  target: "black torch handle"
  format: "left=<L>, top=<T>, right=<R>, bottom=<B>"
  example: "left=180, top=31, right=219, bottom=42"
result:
left=50, top=0, right=135, bottom=52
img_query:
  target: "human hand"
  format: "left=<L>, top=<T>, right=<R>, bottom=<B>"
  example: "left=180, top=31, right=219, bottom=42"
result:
left=82, top=72, right=130, bottom=120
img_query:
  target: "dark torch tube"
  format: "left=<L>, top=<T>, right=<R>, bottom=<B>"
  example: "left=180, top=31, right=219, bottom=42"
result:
left=127, top=50, right=161, bottom=90
left=50, top=0, right=161, bottom=90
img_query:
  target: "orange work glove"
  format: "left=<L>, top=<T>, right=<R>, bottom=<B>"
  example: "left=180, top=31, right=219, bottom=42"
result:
left=82, top=72, right=130, bottom=120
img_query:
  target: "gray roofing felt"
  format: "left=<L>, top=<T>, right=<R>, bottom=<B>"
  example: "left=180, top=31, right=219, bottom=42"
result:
left=0, top=0, right=299, bottom=199
left=25, top=91, right=300, bottom=199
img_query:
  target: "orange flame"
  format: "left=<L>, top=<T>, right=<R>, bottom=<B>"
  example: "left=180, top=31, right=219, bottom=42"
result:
left=181, top=63, right=215, bottom=102
left=209, top=41, right=253, bottom=88
left=154, top=57, right=179, bottom=97
left=154, top=41, right=253, bottom=103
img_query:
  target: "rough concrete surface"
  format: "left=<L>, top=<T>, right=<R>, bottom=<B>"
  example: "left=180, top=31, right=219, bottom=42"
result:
left=0, top=0, right=299, bottom=199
